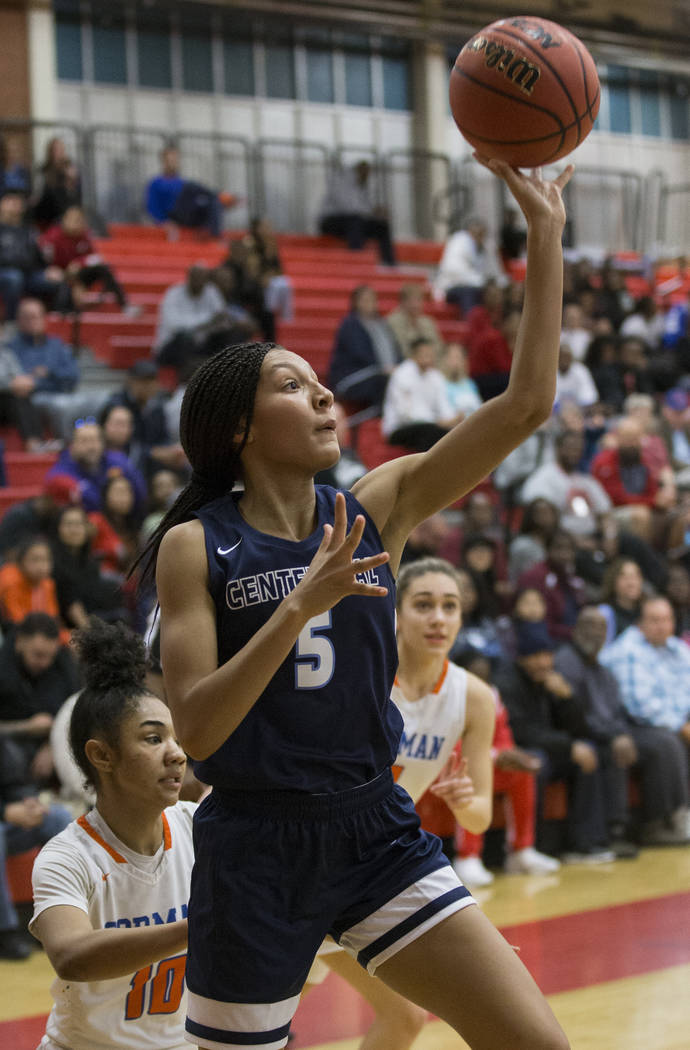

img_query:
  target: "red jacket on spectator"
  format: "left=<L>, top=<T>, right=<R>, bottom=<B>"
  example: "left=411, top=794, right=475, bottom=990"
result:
left=517, top=561, right=587, bottom=642
left=40, top=225, right=96, bottom=269
left=467, top=328, right=513, bottom=377
left=590, top=447, right=658, bottom=507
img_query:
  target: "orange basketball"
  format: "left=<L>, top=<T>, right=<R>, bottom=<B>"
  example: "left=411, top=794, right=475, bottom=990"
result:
left=449, top=15, right=600, bottom=168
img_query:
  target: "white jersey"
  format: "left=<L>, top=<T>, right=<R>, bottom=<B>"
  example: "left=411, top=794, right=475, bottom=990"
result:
left=30, top=802, right=196, bottom=1050
left=392, top=659, right=468, bottom=803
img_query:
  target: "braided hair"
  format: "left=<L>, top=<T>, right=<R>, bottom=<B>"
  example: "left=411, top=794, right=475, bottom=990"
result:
left=69, top=618, right=150, bottom=789
left=136, top=340, right=276, bottom=589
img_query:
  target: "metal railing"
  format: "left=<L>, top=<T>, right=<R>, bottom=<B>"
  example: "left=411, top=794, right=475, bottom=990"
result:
left=0, top=117, right=680, bottom=253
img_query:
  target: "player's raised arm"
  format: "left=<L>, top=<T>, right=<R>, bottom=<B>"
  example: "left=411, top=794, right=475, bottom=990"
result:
left=353, top=158, right=573, bottom=570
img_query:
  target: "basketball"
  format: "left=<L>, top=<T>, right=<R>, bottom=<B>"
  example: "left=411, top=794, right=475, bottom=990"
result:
left=449, top=15, right=600, bottom=168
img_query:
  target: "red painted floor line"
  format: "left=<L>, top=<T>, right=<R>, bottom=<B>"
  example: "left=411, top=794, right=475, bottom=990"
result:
left=5, top=892, right=690, bottom=1050
left=500, top=890, right=690, bottom=995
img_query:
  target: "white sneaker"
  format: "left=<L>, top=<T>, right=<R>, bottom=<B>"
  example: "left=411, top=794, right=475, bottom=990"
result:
left=561, top=849, right=616, bottom=865
left=453, top=856, right=494, bottom=887
left=505, top=847, right=561, bottom=875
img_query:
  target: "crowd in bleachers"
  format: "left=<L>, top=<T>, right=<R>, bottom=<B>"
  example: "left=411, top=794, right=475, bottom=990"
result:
left=1, top=150, right=690, bottom=957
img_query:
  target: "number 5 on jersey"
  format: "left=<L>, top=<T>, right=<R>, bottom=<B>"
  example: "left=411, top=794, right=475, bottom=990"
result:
left=295, top=612, right=334, bottom=689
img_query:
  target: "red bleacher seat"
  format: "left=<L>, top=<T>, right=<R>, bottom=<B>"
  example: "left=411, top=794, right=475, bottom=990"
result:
left=5, top=452, right=58, bottom=487
left=355, top=418, right=407, bottom=470
left=0, top=486, right=42, bottom=519
left=6, top=849, right=39, bottom=903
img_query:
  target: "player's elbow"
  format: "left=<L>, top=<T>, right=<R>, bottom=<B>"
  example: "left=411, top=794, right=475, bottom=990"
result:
left=51, top=946, right=93, bottom=982
left=502, top=390, right=553, bottom=436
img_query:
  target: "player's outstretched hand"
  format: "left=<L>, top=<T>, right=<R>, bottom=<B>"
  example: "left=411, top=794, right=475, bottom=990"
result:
left=474, top=152, right=573, bottom=231
left=430, top=754, right=475, bottom=811
left=295, top=492, right=389, bottom=619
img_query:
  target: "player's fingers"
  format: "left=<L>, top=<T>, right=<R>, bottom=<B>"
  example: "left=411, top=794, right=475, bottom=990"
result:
left=349, top=582, right=389, bottom=598
left=344, top=514, right=366, bottom=550
left=553, top=163, right=575, bottom=190
left=350, top=550, right=389, bottom=573
left=332, top=492, right=348, bottom=545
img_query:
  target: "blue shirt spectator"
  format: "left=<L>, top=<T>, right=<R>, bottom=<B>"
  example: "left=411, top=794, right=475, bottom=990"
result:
left=146, top=173, right=184, bottom=224
left=7, top=298, right=79, bottom=393
left=46, top=420, right=147, bottom=514
left=600, top=597, right=690, bottom=733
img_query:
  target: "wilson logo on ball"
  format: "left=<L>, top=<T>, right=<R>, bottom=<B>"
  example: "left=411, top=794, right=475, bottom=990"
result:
left=464, top=36, right=541, bottom=96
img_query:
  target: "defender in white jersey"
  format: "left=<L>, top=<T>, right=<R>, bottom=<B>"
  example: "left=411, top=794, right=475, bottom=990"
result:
left=30, top=620, right=195, bottom=1050
left=302, top=557, right=496, bottom=1050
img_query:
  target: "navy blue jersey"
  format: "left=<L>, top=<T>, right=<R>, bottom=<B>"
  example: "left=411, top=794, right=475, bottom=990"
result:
left=193, top=485, right=402, bottom=793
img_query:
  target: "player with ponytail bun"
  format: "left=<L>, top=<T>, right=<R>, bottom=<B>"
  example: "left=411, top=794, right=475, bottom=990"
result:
left=31, top=618, right=195, bottom=1050
left=155, top=160, right=572, bottom=1050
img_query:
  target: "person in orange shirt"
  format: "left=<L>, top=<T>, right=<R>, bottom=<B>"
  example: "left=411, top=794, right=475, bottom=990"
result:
left=0, top=536, right=69, bottom=642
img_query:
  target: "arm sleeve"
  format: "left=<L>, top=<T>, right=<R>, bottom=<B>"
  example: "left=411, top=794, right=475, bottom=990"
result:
left=30, top=835, right=93, bottom=930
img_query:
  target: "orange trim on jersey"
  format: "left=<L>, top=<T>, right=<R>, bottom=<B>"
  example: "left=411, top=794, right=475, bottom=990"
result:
left=394, top=660, right=449, bottom=694
left=76, top=815, right=127, bottom=864
left=433, top=660, right=449, bottom=694
left=162, top=812, right=171, bottom=851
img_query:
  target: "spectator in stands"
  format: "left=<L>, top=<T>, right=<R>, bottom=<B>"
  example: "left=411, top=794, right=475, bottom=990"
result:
left=601, top=596, right=690, bottom=781
left=5, top=297, right=80, bottom=440
left=0, top=537, right=65, bottom=639
left=469, top=306, right=519, bottom=401
left=385, top=282, right=443, bottom=359
left=495, top=586, right=549, bottom=664
left=433, top=216, right=506, bottom=316
left=314, top=401, right=367, bottom=491
left=598, top=557, right=644, bottom=645
left=520, top=429, right=611, bottom=541
left=622, top=393, right=671, bottom=479
left=50, top=505, right=127, bottom=629
left=508, top=498, right=560, bottom=583
left=554, top=344, right=598, bottom=409
left=154, top=263, right=251, bottom=369
left=0, top=734, right=71, bottom=959
left=381, top=336, right=462, bottom=452
left=217, top=242, right=275, bottom=341
left=498, top=207, right=526, bottom=270
left=596, top=259, right=634, bottom=331
left=99, top=474, right=142, bottom=568
left=452, top=651, right=559, bottom=887
left=318, top=160, right=396, bottom=266
left=0, top=133, right=31, bottom=198
left=0, top=342, right=45, bottom=450
left=618, top=334, right=655, bottom=397
left=441, top=342, right=482, bottom=418
left=0, top=192, right=61, bottom=319
left=660, top=387, right=690, bottom=485
left=552, top=608, right=640, bottom=856
left=591, top=417, right=673, bottom=541
left=100, top=402, right=135, bottom=459
left=0, top=474, right=81, bottom=562
left=32, top=138, right=81, bottom=230
left=584, top=333, right=624, bottom=410
left=241, top=216, right=294, bottom=326
left=559, top=302, right=591, bottom=362
left=495, top=621, right=616, bottom=863
left=461, top=534, right=508, bottom=619
left=140, top=468, right=181, bottom=543
left=517, top=528, right=587, bottom=643
left=327, top=284, right=401, bottom=412
left=666, top=561, right=690, bottom=642
left=0, top=612, right=80, bottom=786
left=39, top=205, right=134, bottom=315
left=99, top=359, right=186, bottom=478
left=449, top=567, right=507, bottom=666
left=145, top=145, right=234, bottom=239
left=46, top=418, right=147, bottom=514
left=555, top=606, right=688, bottom=848
left=619, top=295, right=664, bottom=350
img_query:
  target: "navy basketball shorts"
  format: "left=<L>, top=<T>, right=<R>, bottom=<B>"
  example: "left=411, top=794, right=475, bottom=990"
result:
left=185, top=769, right=475, bottom=1049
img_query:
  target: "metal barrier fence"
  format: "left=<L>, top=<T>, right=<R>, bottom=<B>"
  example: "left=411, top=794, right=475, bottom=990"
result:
left=0, top=117, right=681, bottom=253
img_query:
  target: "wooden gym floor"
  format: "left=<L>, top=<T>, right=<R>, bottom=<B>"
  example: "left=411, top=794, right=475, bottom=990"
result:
left=1, top=846, right=689, bottom=1050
